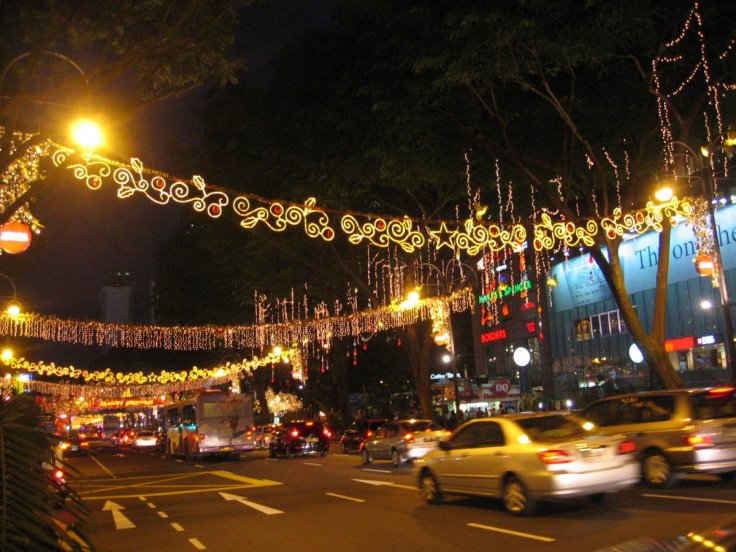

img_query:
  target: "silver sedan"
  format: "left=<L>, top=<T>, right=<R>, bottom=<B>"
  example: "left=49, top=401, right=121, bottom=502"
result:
left=361, top=419, right=450, bottom=467
left=415, top=412, right=639, bottom=516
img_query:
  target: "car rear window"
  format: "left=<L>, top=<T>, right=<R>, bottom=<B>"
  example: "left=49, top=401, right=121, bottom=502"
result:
left=516, top=415, right=586, bottom=442
left=401, top=421, right=440, bottom=432
left=692, top=389, right=736, bottom=419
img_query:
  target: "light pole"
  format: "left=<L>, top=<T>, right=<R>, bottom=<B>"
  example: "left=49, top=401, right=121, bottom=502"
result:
left=419, top=258, right=478, bottom=415
left=666, top=133, right=736, bottom=386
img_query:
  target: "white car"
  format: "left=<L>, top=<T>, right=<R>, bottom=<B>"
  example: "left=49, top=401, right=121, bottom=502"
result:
left=132, top=431, right=160, bottom=449
left=415, top=412, right=639, bottom=516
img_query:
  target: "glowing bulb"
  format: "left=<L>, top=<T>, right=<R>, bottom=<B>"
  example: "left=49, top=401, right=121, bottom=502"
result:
left=71, top=119, right=103, bottom=149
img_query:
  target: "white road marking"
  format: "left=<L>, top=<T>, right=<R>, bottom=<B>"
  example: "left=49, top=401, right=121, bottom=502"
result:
left=171, top=523, right=185, bottom=532
left=326, top=492, right=366, bottom=503
left=189, top=538, right=207, bottom=550
left=362, top=468, right=392, bottom=474
left=303, top=462, right=322, bottom=466
left=157, top=511, right=169, bottom=519
left=352, top=478, right=417, bottom=491
left=195, top=464, right=204, bottom=468
left=266, top=458, right=279, bottom=462
left=175, top=459, right=184, bottom=463
left=643, top=493, right=736, bottom=505
left=90, top=455, right=117, bottom=478
left=220, top=492, right=284, bottom=515
left=468, top=523, right=555, bottom=543
left=138, top=497, right=146, bottom=502
left=147, top=502, right=156, bottom=509
left=102, top=501, right=136, bottom=530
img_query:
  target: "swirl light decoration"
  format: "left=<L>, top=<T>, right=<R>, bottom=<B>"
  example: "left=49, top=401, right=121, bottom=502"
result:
left=0, top=288, right=475, bottom=351
left=46, top=142, right=693, bottom=255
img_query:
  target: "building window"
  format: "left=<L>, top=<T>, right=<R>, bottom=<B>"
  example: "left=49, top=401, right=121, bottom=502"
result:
left=574, top=309, right=628, bottom=341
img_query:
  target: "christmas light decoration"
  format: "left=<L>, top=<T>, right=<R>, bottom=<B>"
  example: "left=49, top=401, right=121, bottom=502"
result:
left=44, top=142, right=693, bottom=255
left=0, top=289, right=474, bottom=351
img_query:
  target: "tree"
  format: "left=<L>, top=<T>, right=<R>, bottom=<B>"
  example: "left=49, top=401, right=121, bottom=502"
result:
left=325, top=0, right=736, bottom=388
left=0, top=0, right=250, bottom=227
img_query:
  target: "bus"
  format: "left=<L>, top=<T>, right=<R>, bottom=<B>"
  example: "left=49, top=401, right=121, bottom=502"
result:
left=163, top=390, right=256, bottom=459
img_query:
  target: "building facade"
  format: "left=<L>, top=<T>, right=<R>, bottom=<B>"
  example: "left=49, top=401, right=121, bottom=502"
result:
left=546, top=202, right=736, bottom=406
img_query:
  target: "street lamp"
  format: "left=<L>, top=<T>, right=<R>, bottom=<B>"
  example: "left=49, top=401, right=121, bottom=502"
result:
left=660, top=132, right=736, bottom=386
left=419, top=258, right=478, bottom=415
left=0, top=273, right=20, bottom=318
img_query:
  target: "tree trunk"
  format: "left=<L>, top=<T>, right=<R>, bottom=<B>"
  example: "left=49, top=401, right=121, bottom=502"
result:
left=405, top=322, right=434, bottom=419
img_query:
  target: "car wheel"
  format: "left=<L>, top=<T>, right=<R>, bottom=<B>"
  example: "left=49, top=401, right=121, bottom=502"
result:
left=419, top=470, right=442, bottom=504
left=361, top=448, right=372, bottom=465
left=391, top=449, right=403, bottom=467
left=502, top=475, right=536, bottom=516
left=643, top=451, right=675, bottom=488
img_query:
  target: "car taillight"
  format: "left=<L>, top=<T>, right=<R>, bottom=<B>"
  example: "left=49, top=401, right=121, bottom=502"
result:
left=365, top=431, right=374, bottom=438
left=402, top=433, right=414, bottom=443
left=617, top=440, right=636, bottom=455
left=291, top=429, right=300, bottom=438
left=53, top=469, right=65, bottom=481
left=686, top=435, right=713, bottom=448
left=80, top=441, right=89, bottom=448
left=323, top=429, right=332, bottom=438
left=708, top=386, right=734, bottom=396
left=539, top=449, right=572, bottom=464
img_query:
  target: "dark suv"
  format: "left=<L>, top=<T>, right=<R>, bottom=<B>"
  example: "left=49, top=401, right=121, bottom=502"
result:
left=339, top=418, right=390, bottom=453
left=269, top=421, right=331, bottom=458
left=580, top=387, right=736, bottom=487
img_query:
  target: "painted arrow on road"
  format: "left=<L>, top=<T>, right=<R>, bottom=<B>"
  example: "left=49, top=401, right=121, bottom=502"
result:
left=352, top=479, right=417, bottom=491
left=102, top=501, right=136, bottom=530
left=219, top=492, right=284, bottom=515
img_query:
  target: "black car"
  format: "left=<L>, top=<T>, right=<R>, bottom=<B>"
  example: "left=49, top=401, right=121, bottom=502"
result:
left=269, top=421, right=331, bottom=457
left=339, top=418, right=390, bottom=453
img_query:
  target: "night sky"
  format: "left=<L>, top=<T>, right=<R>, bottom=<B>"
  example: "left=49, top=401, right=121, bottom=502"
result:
left=2, top=0, right=336, bottom=367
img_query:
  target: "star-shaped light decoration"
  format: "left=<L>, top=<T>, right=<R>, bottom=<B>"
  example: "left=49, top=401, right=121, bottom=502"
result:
left=429, top=221, right=458, bottom=250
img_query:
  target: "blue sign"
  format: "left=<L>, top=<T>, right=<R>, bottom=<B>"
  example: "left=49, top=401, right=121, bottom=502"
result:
left=550, top=204, right=736, bottom=310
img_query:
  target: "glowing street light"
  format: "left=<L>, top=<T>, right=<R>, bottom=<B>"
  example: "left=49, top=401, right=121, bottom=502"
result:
left=71, top=119, right=103, bottom=150
left=1, top=348, right=13, bottom=362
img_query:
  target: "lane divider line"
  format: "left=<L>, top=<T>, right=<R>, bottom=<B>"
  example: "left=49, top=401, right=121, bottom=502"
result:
left=326, top=492, right=366, bottom=503
left=147, top=502, right=156, bottom=509
left=171, top=523, right=185, bottom=532
left=643, top=493, right=736, bottom=505
left=157, top=511, right=169, bottom=519
left=303, top=462, right=322, bottom=466
left=90, top=455, right=117, bottom=478
left=467, top=523, right=555, bottom=543
left=189, top=537, right=207, bottom=550
left=138, top=497, right=146, bottom=502
left=362, top=468, right=392, bottom=474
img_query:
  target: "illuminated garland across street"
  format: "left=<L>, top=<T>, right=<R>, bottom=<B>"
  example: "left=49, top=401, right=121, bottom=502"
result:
left=49, top=145, right=693, bottom=254
left=4, top=349, right=302, bottom=399
left=0, top=288, right=474, bottom=351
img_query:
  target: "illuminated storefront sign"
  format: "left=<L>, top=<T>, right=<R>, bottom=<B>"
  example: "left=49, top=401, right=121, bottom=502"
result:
left=478, top=279, right=532, bottom=305
left=481, top=329, right=507, bottom=343
left=697, top=334, right=717, bottom=346
left=664, top=336, right=695, bottom=352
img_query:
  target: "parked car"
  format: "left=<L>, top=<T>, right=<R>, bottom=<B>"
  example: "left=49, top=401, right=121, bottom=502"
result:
left=415, top=412, right=639, bottom=516
left=269, top=421, right=331, bottom=457
left=340, top=418, right=390, bottom=453
left=255, top=424, right=279, bottom=449
left=132, top=430, right=160, bottom=449
left=360, top=419, right=449, bottom=467
left=580, top=386, right=736, bottom=487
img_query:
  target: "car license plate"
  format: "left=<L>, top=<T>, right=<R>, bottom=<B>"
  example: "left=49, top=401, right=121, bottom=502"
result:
left=221, top=446, right=233, bottom=452
left=306, top=437, right=318, bottom=443
left=581, top=449, right=603, bottom=461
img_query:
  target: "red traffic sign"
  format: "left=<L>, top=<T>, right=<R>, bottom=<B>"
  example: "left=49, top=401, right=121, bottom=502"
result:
left=0, top=222, right=32, bottom=254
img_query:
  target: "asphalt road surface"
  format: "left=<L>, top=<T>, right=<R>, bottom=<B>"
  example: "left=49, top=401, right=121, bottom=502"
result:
left=64, top=441, right=736, bottom=552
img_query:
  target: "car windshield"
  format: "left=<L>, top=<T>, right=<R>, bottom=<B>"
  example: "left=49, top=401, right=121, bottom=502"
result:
left=515, top=415, right=586, bottom=442
left=137, top=432, right=154, bottom=437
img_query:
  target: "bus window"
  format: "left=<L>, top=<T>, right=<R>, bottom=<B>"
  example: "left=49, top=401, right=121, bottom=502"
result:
left=182, top=404, right=196, bottom=426
left=166, top=408, right=179, bottom=427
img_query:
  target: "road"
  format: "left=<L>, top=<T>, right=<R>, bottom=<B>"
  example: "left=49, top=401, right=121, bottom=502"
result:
left=64, top=441, right=736, bottom=552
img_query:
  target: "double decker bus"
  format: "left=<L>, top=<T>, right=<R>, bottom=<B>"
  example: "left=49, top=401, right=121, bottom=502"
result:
left=163, top=390, right=256, bottom=459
